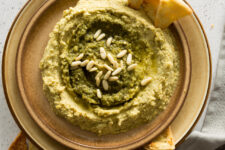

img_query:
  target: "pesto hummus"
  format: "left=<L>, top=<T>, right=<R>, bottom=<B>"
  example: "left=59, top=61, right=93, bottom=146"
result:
left=40, top=0, right=180, bottom=135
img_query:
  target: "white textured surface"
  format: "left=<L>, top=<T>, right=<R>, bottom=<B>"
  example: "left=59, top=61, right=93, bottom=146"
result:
left=0, top=1, right=27, bottom=149
left=178, top=24, right=225, bottom=150
left=0, top=0, right=224, bottom=149
left=186, top=0, right=225, bottom=131
left=202, top=27, right=225, bottom=134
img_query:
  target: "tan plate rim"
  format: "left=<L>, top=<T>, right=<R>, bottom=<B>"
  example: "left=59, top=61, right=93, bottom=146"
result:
left=2, top=1, right=40, bottom=148
left=2, top=0, right=211, bottom=149
left=176, top=2, right=212, bottom=146
left=2, top=1, right=42, bottom=148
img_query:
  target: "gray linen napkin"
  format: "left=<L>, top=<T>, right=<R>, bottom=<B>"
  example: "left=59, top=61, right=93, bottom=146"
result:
left=177, top=26, right=225, bottom=150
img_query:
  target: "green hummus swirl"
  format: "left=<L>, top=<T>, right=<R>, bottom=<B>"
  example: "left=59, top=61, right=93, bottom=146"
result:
left=60, top=10, right=154, bottom=107
left=40, top=0, right=180, bottom=135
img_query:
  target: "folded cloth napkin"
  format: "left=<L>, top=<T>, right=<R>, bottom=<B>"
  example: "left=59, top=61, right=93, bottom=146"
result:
left=178, top=26, right=225, bottom=150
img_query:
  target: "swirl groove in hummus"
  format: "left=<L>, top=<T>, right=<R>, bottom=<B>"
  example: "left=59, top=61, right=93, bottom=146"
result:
left=40, top=0, right=180, bottom=135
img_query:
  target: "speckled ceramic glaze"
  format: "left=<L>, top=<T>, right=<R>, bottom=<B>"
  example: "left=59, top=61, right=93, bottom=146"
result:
left=2, top=0, right=211, bottom=149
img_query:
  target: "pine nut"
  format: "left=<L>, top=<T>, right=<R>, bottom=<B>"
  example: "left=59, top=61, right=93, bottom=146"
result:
left=102, top=80, right=109, bottom=91
left=86, top=61, right=95, bottom=71
left=94, top=29, right=102, bottom=39
left=106, top=37, right=113, bottom=47
left=96, top=33, right=106, bottom=41
left=80, top=60, right=89, bottom=67
left=95, top=71, right=103, bottom=80
left=75, top=53, right=84, bottom=61
left=127, top=64, right=137, bottom=71
left=97, top=89, right=102, bottom=98
left=109, top=76, right=119, bottom=82
left=112, top=68, right=122, bottom=76
left=104, top=64, right=113, bottom=71
left=117, top=50, right=127, bottom=58
left=104, top=71, right=112, bottom=80
left=141, top=77, right=152, bottom=86
left=107, top=53, right=115, bottom=65
left=127, top=54, right=132, bottom=65
left=89, top=67, right=98, bottom=72
left=100, top=47, right=106, bottom=59
left=71, top=61, right=81, bottom=69
left=96, top=78, right=101, bottom=87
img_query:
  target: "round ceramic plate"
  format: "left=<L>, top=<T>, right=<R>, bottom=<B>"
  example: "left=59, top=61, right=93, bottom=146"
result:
left=15, top=0, right=191, bottom=149
left=2, top=0, right=211, bottom=149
